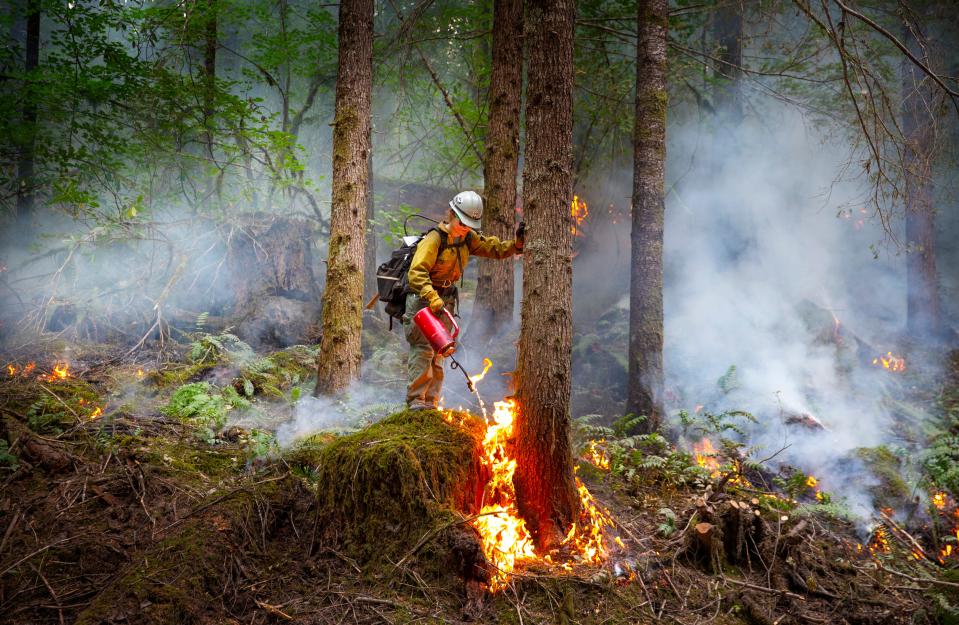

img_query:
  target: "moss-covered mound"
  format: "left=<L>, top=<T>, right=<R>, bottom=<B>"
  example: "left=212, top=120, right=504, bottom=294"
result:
left=302, top=408, right=488, bottom=563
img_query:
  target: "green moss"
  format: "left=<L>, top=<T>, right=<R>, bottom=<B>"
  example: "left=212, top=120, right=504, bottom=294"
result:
left=148, top=360, right=215, bottom=388
left=302, top=409, right=486, bottom=563
left=854, top=446, right=912, bottom=509
left=26, top=379, right=101, bottom=434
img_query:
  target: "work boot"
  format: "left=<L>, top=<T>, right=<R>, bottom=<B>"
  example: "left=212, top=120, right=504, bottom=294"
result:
left=408, top=401, right=434, bottom=411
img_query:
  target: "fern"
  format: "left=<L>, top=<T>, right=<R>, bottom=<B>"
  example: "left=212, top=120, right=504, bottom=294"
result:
left=717, top=365, right=740, bottom=394
left=195, top=311, right=209, bottom=331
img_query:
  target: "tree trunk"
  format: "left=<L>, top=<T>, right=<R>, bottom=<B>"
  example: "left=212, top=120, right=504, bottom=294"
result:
left=626, top=0, right=667, bottom=432
left=473, top=0, right=523, bottom=340
left=201, top=0, right=218, bottom=211
left=314, top=0, right=373, bottom=395
left=711, top=0, right=742, bottom=124
left=513, top=0, right=579, bottom=550
left=901, top=23, right=942, bottom=340
left=363, top=133, right=378, bottom=309
left=14, top=0, right=40, bottom=221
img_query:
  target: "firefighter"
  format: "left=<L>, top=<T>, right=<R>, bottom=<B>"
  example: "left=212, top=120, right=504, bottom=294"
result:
left=404, top=190, right=525, bottom=410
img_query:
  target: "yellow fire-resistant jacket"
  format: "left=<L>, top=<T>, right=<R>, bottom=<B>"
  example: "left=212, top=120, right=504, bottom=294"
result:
left=407, top=223, right=520, bottom=305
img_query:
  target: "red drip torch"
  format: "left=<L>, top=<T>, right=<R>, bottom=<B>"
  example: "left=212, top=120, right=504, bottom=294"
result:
left=412, top=307, right=476, bottom=393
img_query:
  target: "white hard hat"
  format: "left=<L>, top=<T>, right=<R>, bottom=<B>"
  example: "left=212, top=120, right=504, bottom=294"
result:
left=449, top=191, right=483, bottom=229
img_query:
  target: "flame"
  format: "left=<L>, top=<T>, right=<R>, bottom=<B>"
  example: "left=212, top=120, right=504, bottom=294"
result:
left=932, top=492, right=947, bottom=510
left=6, top=363, right=16, bottom=376
left=90, top=406, right=103, bottom=419
left=571, top=195, right=589, bottom=236
left=24, top=362, right=35, bottom=375
left=872, top=351, right=905, bottom=372
left=136, top=368, right=145, bottom=379
left=868, top=526, right=890, bottom=554
left=463, top=398, right=616, bottom=591
left=806, top=475, right=818, bottom=488
left=469, top=358, right=493, bottom=385
left=472, top=399, right=536, bottom=591
left=693, top=438, right=720, bottom=474
left=582, top=439, right=610, bottom=470
left=40, top=362, right=71, bottom=382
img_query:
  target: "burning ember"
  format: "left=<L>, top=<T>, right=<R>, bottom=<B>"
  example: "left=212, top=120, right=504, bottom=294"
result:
left=38, top=362, right=71, bottom=382
left=571, top=195, right=589, bottom=236
left=5, top=362, right=36, bottom=377
left=582, top=439, right=610, bottom=470
left=451, top=398, right=617, bottom=592
left=872, top=351, right=905, bottom=372
left=931, top=492, right=947, bottom=510
left=868, top=526, right=891, bottom=554
left=806, top=475, right=826, bottom=501
left=136, top=368, right=145, bottom=379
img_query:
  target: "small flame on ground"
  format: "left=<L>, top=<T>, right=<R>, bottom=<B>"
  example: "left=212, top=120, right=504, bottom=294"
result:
left=136, top=368, right=145, bottom=379
left=868, top=526, right=891, bottom=554
left=582, top=439, right=610, bottom=470
left=90, top=406, right=103, bottom=419
left=37, top=362, right=71, bottom=382
left=571, top=195, right=589, bottom=236
left=932, top=492, right=947, bottom=510
left=872, top=351, right=905, bottom=372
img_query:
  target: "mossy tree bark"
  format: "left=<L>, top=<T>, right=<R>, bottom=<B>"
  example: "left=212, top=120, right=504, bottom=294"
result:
left=315, top=0, right=373, bottom=395
left=513, top=0, right=579, bottom=550
left=14, top=0, right=40, bottom=221
left=626, top=0, right=667, bottom=433
left=473, top=0, right=523, bottom=340
left=901, top=23, right=942, bottom=340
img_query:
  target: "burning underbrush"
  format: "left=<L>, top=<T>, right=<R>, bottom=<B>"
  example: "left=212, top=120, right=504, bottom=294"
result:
left=0, top=340, right=957, bottom=624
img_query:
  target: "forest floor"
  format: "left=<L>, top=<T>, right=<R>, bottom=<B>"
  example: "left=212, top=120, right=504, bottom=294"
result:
left=0, top=330, right=957, bottom=625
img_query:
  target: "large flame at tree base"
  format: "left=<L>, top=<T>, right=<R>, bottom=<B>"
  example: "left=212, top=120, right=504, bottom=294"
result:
left=446, top=398, right=617, bottom=592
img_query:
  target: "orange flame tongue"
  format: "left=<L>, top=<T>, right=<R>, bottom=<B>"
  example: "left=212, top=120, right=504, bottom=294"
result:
left=872, top=351, right=905, bottom=372
left=465, top=398, right=616, bottom=591
left=571, top=195, right=589, bottom=236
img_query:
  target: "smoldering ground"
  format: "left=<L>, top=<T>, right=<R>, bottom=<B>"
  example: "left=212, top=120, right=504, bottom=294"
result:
left=564, top=95, right=953, bottom=520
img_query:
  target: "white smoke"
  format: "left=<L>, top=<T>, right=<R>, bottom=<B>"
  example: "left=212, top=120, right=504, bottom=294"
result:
left=662, top=99, right=912, bottom=513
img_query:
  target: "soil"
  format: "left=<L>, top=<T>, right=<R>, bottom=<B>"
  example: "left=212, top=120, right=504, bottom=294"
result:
left=0, top=339, right=955, bottom=625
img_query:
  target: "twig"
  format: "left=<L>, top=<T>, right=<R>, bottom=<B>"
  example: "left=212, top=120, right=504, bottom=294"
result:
left=30, top=562, right=65, bottom=625
left=0, top=535, right=79, bottom=577
left=36, top=383, right=78, bottom=420
left=873, top=564, right=959, bottom=589
left=255, top=599, right=293, bottom=621
left=721, top=575, right=805, bottom=600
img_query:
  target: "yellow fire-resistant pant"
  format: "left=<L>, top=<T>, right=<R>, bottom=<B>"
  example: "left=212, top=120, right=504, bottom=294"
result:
left=403, top=292, right=455, bottom=408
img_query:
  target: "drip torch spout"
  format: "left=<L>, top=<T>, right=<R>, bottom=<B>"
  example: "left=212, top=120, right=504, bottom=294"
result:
left=449, top=356, right=488, bottom=419
left=449, top=357, right=475, bottom=393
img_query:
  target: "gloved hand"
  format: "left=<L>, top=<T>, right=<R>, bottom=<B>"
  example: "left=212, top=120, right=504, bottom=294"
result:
left=515, top=221, right=526, bottom=249
left=428, top=293, right=445, bottom=313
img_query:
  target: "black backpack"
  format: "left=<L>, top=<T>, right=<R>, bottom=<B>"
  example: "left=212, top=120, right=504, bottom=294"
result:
left=376, top=227, right=468, bottom=327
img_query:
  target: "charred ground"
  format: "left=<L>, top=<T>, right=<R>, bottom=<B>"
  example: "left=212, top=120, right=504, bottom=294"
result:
left=0, top=334, right=956, bottom=624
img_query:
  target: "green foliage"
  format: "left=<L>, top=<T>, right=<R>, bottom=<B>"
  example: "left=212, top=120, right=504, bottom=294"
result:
left=162, top=382, right=249, bottom=441
left=612, top=413, right=647, bottom=437
left=188, top=333, right=254, bottom=365
left=717, top=365, right=741, bottom=395
left=0, top=438, right=18, bottom=470
left=657, top=508, right=677, bottom=537
left=25, top=380, right=101, bottom=434
left=243, top=429, right=279, bottom=461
